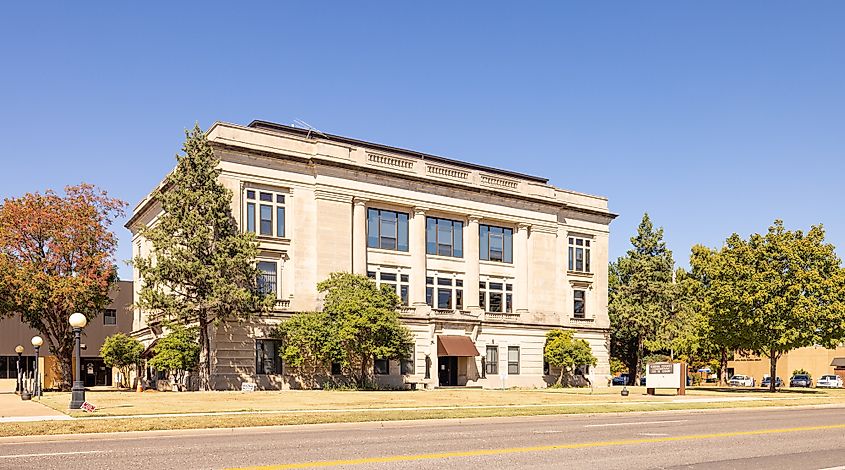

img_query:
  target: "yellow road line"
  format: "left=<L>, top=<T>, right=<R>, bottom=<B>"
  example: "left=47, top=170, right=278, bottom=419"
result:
left=229, top=423, right=845, bottom=469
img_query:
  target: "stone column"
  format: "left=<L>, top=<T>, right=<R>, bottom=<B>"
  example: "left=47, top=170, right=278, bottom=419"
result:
left=410, top=207, right=428, bottom=306
left=515, top=223, right=531, bottom=313
left=464, top=215, right=481, bottom=311
left=352, top=198, right=368, bottom=275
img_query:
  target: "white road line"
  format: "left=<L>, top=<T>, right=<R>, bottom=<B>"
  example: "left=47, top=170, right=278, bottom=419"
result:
left=639, top=432, right=670, bottom=436
left=817, top=467, right=845, bottom=470
left=0, top=450, right=106, bottom=459
left=585, top=419, right=687, bottom=428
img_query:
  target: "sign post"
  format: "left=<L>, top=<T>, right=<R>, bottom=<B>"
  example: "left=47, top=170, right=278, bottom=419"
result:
left=645, top=362, right=687, bottom=396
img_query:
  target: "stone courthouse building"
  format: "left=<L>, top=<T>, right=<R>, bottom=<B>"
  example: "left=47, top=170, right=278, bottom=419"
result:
left=127, top=120, right=617, bottom=389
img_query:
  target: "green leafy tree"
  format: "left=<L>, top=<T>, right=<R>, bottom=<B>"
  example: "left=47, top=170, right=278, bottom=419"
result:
left=686, top=244, right=747, bottom=385
left=608, top=213, right=676, bottom=385
left=148, top=322, right=200, bottom=389
left=133, top=125, right=274, bottom=390
left=731, top=221, right=845, bottom=391
left=273, top=312, right=340, bottom=388
left=544, top=329, right=597, bottom=386
left=0, top=184, right=125, bottom=390
left=318, top=272, right=413, bottom=387
left=100, top=333, right=143, bottom=388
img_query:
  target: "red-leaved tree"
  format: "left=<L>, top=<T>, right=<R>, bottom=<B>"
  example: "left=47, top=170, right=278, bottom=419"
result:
left=0, top=184, right=126, bottom=390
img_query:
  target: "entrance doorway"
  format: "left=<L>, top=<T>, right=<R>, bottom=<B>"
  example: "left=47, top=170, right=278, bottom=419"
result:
left=83, top=359, right=112, bottom=387
left=439, top=356, right=458, bottom=386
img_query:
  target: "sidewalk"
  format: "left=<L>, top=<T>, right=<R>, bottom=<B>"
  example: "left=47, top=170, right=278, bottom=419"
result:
left=0, top=392, right=72, bottom=422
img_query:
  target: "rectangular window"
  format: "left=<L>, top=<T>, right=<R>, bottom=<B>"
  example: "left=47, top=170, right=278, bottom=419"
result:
left=260, top=204, right=272, bottom=235
left=103, top=309, right=117, bottom=325
left=426, top=217, right=464, bottom=258
left=427, top=274, right=463, bottom=310
left=370, top=268, right=410, bottom=306
left=508, top=346, right=520, bottom=375
left=480, top=225, right=513, bottom=263
left=568, top=237, right=592, bottom=273
left=574, top=289, right=586, bottom=318
left=480, top=279, right=513, bottom=312
left=245, top=188, right=286, bottom=238
left=367, top=209, right=409, bottom=252
left=257, top=261, right=278, bottom=298
left=374, top=358, right=390, bottom=375
left=485, top=346, right=499, bottom=376
left=246, top=202, right=256, bottom=233
left=256, top=339, right=283, bottom=375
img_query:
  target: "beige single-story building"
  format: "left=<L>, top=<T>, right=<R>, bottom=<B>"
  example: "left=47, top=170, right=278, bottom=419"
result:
left=127, top=120, right=617, bottom=390
left=728, top=346, right=845, bottom=385
left=0, top=280, right=134, bottom=392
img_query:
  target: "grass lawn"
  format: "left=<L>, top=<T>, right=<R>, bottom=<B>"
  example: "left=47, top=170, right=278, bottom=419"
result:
left=4, top=387, right=843, bottom=438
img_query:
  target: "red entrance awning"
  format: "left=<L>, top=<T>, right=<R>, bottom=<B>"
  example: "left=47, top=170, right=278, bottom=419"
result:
left=437, top=335, right=480, bottom=357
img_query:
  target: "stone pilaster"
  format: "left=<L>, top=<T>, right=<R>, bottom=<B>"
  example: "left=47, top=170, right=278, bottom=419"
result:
left=352, top=198, right=368, bottom=275
left=515, top=223, right=531, bottom=313
left=464, top=215, right=482, bottom=312
left=410, top=207, right=428, bottom=306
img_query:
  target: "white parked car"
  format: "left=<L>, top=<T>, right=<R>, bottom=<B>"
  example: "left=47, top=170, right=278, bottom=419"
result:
left=816, top=375, right=843, bottom=388
left=729, top=375, right=755, bottom=387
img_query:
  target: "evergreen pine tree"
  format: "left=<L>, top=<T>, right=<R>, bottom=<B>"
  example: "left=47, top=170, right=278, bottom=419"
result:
left=134, top=124, right=273, bottom=390
left=609, top=213, right=675, bottom=384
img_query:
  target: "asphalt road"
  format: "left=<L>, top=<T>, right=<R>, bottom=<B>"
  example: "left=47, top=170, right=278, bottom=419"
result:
left=2, top=406, right=845, bottom=470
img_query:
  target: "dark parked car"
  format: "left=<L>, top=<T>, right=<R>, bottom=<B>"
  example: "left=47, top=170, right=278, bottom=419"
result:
left=612, top=374, right=629, bottom=386
left=761, top=376, right=783, bottom=388
left=790, top=374, right=812, bottom=388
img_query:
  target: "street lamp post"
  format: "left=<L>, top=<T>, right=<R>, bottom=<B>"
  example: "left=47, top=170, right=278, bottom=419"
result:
left=68, top=313, right=88, bottom=410
left=31, top=336, right=43, bottom=398
left=14, top=345, right=23, bottom=394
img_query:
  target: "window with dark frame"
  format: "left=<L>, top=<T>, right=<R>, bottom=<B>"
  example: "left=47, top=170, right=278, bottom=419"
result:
left=257, top=261, right=278, bottom=298
left=479, top=280, right=513, bottom=313
left=568, top=237, right=592, bottom=273
left=485, top=345, right=499, bottom=376
left=573, top=289, right=586, bottom=318
left=508, top=346, right=520, bottom=375
left=374, top=358, right=390, bottom=375
left=479, top=224, right=513, bottom=263
left=368, top=269, right=410, bottom=305
left=367, top=208, right=409, bottom=251
left=426, top=217, right=464, bottom=257
left=245, top=189, right=286, bottom=238
left=103, top=309, right=117, bottom=325
left=255, top=339, right=283, bottom=375
left=426, top=275, right=463, bottom=310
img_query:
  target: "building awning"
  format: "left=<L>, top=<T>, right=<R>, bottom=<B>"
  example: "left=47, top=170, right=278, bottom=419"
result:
left=831, top=357, right=845, bottom=368
left=437, top=335, right=480, bottom=357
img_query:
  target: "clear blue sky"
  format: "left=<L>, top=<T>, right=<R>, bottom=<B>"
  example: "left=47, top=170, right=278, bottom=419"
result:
left=2, top=2, right=844, bottom=280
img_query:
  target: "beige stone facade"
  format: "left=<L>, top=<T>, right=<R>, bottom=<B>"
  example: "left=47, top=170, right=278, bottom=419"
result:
left=127, top=121, right=617, bottom=390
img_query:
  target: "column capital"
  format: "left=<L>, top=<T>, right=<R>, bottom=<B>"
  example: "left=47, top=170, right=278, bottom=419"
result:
left=467, top=214, right=483, bottom=223
left=517, top=222, right=532, bottom=232
left=353, top=197, right=369, bottom=207
left=413, top=206, right=429, bottom=216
